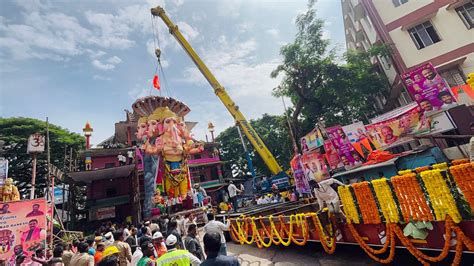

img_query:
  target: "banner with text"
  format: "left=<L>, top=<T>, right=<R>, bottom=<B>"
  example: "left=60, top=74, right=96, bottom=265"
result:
left=0, top=199, right=47, bottom=265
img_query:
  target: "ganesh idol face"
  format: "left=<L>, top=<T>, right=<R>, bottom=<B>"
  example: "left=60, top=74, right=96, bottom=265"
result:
left=136, top=121, right=148, bottom=140
left=147, top=119, right=163, bottom=138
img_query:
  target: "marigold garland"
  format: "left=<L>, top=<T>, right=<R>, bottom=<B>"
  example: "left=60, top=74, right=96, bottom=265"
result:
left=392, top=216, right=453, bottom=263
left=391, top=173, right=433, bottom=222
left=352, top=182, right=381, bottom=224
left=451, top=158, right=469, bottom=165
left=347, top=223, right=396, bottom=264
left=432, top=162, right=448, bottom=171
left=372, top=178, right=400, bottom=223
left=338, top=185, right=360, bottom=224
left=415, top=166, right=431, bottom=173
left=310, top=213, right=337, bottom=254
left=397, top=169, right=413, bottom=175
left=449, top=163, right=474, bottom=210
left=420, top=169, right=462, bottom=223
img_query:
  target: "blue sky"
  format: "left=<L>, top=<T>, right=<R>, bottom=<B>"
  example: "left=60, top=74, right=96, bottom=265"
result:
left=0, top=0, right=345, bottom=145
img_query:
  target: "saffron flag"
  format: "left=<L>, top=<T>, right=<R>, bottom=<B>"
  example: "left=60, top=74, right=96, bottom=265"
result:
left=153, top=75, right=161, bottom=90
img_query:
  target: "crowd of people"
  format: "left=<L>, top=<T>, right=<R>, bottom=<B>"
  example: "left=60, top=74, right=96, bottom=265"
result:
left=18, top=212, right=239, bottom=266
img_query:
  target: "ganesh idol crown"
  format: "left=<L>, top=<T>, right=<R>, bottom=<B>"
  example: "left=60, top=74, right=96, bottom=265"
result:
left=132, top=96, right=203, bottom=217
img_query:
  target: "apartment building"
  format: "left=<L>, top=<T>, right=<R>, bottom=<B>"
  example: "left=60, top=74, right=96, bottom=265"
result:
left=342, top=0, right=473, bottom=110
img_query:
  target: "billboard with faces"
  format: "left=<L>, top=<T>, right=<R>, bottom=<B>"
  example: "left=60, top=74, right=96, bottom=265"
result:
left=401, top=62, right=457, bottom=114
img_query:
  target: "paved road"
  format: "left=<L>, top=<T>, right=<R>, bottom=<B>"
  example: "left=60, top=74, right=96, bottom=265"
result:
left=226, top=241, right=474, bottom=266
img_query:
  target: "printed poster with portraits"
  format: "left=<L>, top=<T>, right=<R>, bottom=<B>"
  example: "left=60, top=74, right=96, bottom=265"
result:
left=300, top=128, right=324, bottom=153
left=301, top=150, right=330, bottom=182
left=0, top=199, right=47, bottom=265
left=402, top=62, right=457, bottom=114
left=326, top=126, right=363, bottom=169
left=323, top=140, right=343, bottom=170
left=290, top=155, right=311, bottom=194
left=365, top=106, right=430, bottom=148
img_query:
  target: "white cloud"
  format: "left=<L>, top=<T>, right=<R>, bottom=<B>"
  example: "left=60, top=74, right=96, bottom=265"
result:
left=178, top=36, right=286, bottom=139
left=266, top=28, right=279, bottom=37
left=92, top=56, right=121, bottom=70
left=191, top=12, right=206, bottom=22
left=176, top=21, right=199, bottom=41
left=107, top=55, right=122, bottom=64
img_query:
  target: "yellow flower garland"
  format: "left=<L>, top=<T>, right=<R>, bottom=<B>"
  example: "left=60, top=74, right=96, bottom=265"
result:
left=397, top=169, right=413, bottom=175
left=338, top=185, right=360, bottom=224
left=432, top=162, right=448, bottom=171
left=420, top=169, right=462, bottom=223
left=372, top=178, right=400, bottom=223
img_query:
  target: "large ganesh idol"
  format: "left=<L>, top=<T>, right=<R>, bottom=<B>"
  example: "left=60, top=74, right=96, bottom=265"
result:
left=145, top=107, right=203, bottom=200
left=132, top=96, right=198, bottom=217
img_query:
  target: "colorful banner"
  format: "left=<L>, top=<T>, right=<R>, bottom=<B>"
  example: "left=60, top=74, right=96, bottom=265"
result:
left=323, top=140, right=343, bottom=170
left=402, top=62, right=457, bottom=113
left=300, top=128, right=324, bottom=153
left=342, top=122, right=368, bottom=144
left=301, top=150, right=329, bottom=182
left=342, top=122, right=373, bottom=158
left=0, top=159, right=8, bottom=186
left=290, top=155, right=311, bottom=194
left=365, top=106, right=430, bottom=147
left=0, top=199, right=47, bottom=265
left=327, top=126, right=362, bottom=169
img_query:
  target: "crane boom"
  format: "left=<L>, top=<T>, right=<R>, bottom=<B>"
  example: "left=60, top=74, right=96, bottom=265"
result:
left=151, top=6, right=283, bottom=175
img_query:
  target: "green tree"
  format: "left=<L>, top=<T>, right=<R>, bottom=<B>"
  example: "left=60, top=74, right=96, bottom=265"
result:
left=0, top=117, right=84, bottom=198
left=272, top=1, right=390, bottom=137
left=216, top=114, right=293, bottom=177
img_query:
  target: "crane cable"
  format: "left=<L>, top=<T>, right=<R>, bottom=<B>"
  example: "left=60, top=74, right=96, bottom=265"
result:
left=150, top=14, right=174, bottom=98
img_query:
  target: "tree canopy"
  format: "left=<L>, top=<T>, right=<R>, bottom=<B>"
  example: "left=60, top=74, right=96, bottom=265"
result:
left=0, top=117, right=84, bottom=198
left=216, top=114, right=293, bottom=177
left=271, top=1, right=390, bottom=136
left=218, top=1, right=392, bottom=175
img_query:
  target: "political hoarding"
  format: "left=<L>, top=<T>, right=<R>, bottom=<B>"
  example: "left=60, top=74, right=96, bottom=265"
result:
left=300, top=128, right=324, bottom=153
left=0, top=199, right=47, bottom=265
left=290, top=155, right=311, bottom=194
left=401, top=62, right=457, bottom=114
left=326, top=126, right=362, bottom=169
left=301, top=150, right=330, bottom=182
left=365, top=106, right=430, bottom=148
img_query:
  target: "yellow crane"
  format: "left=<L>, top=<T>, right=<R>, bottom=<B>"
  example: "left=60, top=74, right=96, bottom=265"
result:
left=151, top=6, right=285, bottom=176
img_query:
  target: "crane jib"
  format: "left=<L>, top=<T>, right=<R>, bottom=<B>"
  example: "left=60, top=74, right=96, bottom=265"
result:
left=151, top=6, right=284, bottom=176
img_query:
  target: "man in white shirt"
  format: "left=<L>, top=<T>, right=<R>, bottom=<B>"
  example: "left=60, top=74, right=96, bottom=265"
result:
left=313, top=178, right=344, bottom=213
left=126, top=150, right=134, bottom=164
left=203, top=212, right=230, bottom=256
left=227, top=181, right=242, bottom=212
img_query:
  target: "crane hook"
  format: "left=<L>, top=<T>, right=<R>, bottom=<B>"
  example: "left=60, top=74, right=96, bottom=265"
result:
left=155, top=48, right=161, bottom=60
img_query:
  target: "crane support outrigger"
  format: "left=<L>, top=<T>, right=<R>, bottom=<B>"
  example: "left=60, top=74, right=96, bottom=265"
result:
left=151, top=6, right=287, bottom=178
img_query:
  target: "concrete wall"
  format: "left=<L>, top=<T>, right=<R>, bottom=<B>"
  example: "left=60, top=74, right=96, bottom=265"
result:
left=373, top=0, right=433, bottom=25
left=389, top=6, right=474, bottom=70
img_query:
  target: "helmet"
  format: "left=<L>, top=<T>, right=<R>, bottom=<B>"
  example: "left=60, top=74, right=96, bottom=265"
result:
left=103, top=246, right=120, bottom=257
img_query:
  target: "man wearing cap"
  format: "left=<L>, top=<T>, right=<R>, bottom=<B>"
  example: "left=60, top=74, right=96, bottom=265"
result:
left=101, top=246, right=120, bottom=264
left=70, top=242, right=94, bottom=266
left=103, top=231, right=114, bottom=248
left=152, top=231, right=167, bottom=259
left=155, top=234, right=201, bottom=266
